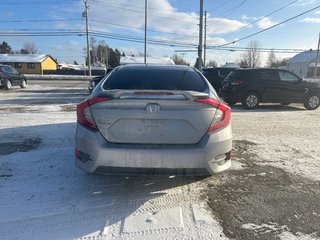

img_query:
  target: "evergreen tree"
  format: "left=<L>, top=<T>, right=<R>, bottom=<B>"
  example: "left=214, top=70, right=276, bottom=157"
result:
left=0, top=41, right=12, bottom=54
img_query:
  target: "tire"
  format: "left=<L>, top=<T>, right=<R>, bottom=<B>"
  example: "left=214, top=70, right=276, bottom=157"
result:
left=304, top=94, right=320, bottom=110
left=242, top=92, right=260, bottom=109
left=5, top=80, right=12, bottom=90
left=20, top=79, right=27, bottom=88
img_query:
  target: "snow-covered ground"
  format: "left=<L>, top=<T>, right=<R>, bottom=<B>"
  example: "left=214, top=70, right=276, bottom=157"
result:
left=0, top=85, right=319, bottom=240
left=231, top=104, right=320, bottom=182
left=0, top=86, right=227, bottom=240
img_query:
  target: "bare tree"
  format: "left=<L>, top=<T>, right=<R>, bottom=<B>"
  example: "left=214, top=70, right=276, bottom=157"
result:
left=21, top=41, right=38, bottom=54
left=239, top=40, right=261, bottom=68
left=267, top=50, right=289, bottom=68
left=270, top=57, right=289, bottom=68
left=89, top=37, right=97, bottom=64
left=172, top=54, right=189, bottom=66
left=86, top=37, right=120, bottom=67
left=267, top=49, right=277, bottom=67
left=96, top=43, right=108, bottom=65
left=206, top=60, right=218, bottom=68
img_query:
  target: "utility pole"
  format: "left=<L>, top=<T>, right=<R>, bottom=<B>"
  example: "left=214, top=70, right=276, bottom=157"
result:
left=196, top=0, right=204, bottom=71
left=204, top=11, right=207, bottom=67
left=83, top=0, right=91, bottom=76
left=313, top=32, right=320, bottom=78
left=144, top=0, right=147, bottom=64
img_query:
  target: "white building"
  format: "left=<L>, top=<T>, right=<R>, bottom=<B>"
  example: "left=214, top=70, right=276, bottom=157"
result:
left=120, top=56, right=175, bottom=65
left=287, top=50, right=319, bottom=77
left=222, top=62, right=240, bottom=68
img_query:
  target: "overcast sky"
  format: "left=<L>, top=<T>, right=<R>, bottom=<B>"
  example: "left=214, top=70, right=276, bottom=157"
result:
left=1, top=0, right=320, bottom=66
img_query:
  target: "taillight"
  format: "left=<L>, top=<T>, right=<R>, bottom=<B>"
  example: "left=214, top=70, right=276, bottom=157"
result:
left=76, top=97, right=111, bottom=130
left=195, top=98, right=231, bottom=132
left=231, top=80, right=244, bottom=86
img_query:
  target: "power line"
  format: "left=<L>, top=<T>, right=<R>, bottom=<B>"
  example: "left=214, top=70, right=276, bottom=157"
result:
left=213, top=0, right=248, bottom=18
left=208, top=47, right=306, bottom=53
left=175, top=48, right=304, bottom=53
left=0, top=30, right=197, bottom=48
left=215, top=4, right=320, bottom=48
left=212, top=46, right=308, bottom=51
left=0, top=17, right=199, bottom=38
left=176, top=45, right=310, bottom=52
left=90, top=31, right=197, bottom=47
left=91, top=0, right=176, bottom=12
left=0, top=19, right=82, bottom=23
left=1, top=0, right=78, bottom=4
left=204, top=0, right=248, bottom=34
left=205, top=0, right=233, bottom=12
left=90, top=19, right=198, bottom=37
left=221, top=0, right=299, bottom=38
left=88, top=2, right=199, bottom=22
left=0, top=28, right=84, bottom=32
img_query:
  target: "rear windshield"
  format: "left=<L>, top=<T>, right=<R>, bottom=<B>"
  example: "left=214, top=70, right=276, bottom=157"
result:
left=103, top=68, right=207, bottom=92
left=225, top=71, right=246, bottom=81
left=219, top=68, right=234, bottom=77
left=202, top=69, right=219, bottom=75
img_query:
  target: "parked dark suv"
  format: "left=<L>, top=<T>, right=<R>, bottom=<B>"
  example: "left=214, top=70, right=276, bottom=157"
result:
left=202, top=67, right=237, bottom=91
left=219, top=68, right=320, bottom=110
left=0, top=64, right=27, bottom=90
left=88, top=68, right=114, bottom=93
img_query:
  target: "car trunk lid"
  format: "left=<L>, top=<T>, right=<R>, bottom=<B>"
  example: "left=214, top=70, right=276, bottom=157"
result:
left=90, top=90, right=218, bottom=144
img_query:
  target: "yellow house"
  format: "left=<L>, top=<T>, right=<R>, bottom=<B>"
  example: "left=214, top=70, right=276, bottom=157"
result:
left=0, top=54, right=57, bottom=74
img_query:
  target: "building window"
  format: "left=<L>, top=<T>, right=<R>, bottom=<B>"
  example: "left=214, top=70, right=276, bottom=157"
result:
left=27, top=63, right=35, bottom=69
left=14, top=63, right=22, bottom=69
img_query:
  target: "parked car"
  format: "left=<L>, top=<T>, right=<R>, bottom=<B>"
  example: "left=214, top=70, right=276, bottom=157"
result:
left=202, top=67, right=237, bottom=91
left=0, top=64, right=27, bottom=90
left=88, top=68, right=114, bottom=93
left=75, top=64, right=232, bottom=176
left=219, top=68, right=320, bottom=110
left=88, top=75, right=104, bottom=93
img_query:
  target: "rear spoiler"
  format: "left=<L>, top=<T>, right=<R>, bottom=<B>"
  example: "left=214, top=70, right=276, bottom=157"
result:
left=98, top=90, right=209, bottom=101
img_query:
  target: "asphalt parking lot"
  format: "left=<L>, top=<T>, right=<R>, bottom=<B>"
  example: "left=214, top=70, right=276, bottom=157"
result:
left=0, top=82, right=319, bottom=240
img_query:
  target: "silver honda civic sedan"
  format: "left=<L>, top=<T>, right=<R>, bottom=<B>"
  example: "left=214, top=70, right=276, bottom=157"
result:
left=75, top=64, right=232, bottom=175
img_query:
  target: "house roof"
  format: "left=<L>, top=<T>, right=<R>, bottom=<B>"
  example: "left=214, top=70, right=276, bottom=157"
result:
left=120, top=56, right=175, bottom=65
left=58, top=62, right=106, bottom=71
left=288, top=51, right=318, bottom=64
left=0, top=54, right=54, bottom=63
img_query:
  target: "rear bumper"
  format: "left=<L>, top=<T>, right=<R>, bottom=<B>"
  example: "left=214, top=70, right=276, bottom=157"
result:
left=75, top=124, right=232, bottom=175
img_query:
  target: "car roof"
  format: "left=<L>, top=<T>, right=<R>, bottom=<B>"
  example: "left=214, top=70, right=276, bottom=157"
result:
left=232, top=68, right=284, bottom=71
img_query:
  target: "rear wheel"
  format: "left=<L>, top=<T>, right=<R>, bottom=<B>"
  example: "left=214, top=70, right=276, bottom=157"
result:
left=20, top=79, right=27, bottom=88
left=304, top=94, right=320, bottom=110
left=5, top=80, right=12, bottom=90
left=242, top=92, right=260, bottom=109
